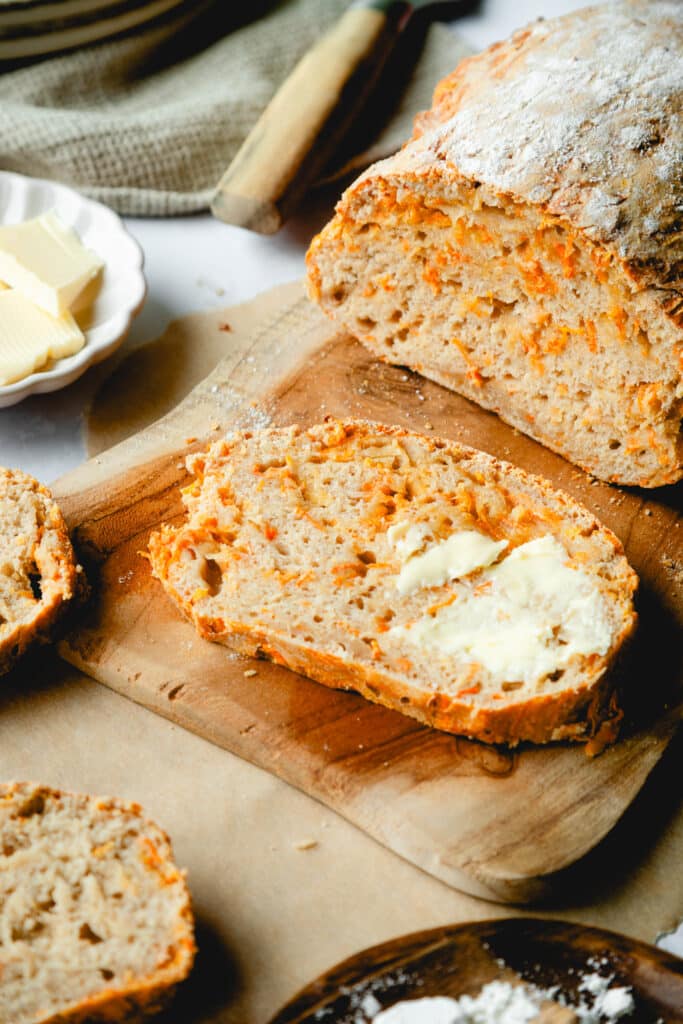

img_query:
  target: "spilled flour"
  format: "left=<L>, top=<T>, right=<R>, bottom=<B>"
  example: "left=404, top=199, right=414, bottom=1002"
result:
left=370, top=974, right=635, bottom=1023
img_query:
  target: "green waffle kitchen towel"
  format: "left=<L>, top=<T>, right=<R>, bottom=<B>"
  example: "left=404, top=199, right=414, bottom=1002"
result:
left=0, top=0, right=470, bottom=216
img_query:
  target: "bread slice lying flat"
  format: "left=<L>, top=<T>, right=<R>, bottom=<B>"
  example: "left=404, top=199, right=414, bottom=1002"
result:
left=149, top=420, right=637, bottom=749
left=0, top=782, right=195, bottom=1024
left=307, top=2, right=683, bottom=487
left=0, top=468, right=81, bottom=675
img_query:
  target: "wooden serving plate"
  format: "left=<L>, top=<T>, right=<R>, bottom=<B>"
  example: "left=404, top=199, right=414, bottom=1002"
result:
left=268, top=918, right=683, bottom=1023
left=55, top=281, right=682, bottom=904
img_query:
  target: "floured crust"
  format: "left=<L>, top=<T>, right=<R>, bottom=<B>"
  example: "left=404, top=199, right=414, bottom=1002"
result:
left=306, top=2, right=683, bottom=487
left=0, top=782, right=195, bottom=1024
left=148, top=420, right=638, bottom=750
left=0, top=468, right=82, bottom=675
left=411, top=0, right=683, bottom=295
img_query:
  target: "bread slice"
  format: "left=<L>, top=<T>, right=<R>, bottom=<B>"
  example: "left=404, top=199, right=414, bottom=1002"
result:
left=148, top=420, right=637, bottom=749
left=0, top=782, right=195, bottom=1024
left=0, top=468, right=81, bottom=675
left=307, top=2, right=683, bottom=487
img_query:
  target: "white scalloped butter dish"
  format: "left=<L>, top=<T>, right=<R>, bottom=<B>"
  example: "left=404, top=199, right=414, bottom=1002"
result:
left=0, top=171, right=146, bottom=408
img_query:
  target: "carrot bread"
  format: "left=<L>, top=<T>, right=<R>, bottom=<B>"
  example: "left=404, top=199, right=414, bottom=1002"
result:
left=149, top=420, right=638, bottom=749
left=306, top=2, right=683, bottom=488
left=0, top=468, right=82, bottom=675
left=0, top=782, right=195, bottom=1024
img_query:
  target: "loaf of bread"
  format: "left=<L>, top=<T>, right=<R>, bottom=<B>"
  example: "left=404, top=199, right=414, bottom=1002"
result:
left=0, top=468, right=82, bottom=675
left=0, top=782, right=195, bottom=1024
left=307, top=2, right=683, bottom=488
left=149, top=420, right=637, bottom=749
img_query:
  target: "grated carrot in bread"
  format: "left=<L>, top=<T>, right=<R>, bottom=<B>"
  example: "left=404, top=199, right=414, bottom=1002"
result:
left=149, top=421, right=637, bottom=750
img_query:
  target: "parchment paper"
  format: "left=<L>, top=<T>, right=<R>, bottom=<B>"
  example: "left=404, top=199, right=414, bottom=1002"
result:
left=2, top=653, right=681, bottom=1024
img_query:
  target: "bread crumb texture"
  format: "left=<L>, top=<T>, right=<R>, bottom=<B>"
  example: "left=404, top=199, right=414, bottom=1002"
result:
left=307, top=1, right=683, bottom=487
left=0, top=782, right=195, bottom=1024
left=0, top=469, right=81, bottom=675
left=149, top=420, right=637, bottom=748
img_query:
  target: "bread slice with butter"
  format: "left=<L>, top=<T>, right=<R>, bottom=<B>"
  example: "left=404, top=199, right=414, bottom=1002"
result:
left=148, top=420, right=638, bottom=750
left=0, top=782, right=195, bottom=1023
left=0, top=468, right=82, bottom=674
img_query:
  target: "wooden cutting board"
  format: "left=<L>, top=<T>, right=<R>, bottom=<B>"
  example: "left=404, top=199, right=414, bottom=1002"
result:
left=55, top=281, right=683, bottom=905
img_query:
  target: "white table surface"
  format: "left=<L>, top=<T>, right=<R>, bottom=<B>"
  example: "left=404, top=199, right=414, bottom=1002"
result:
left=1, top=0, right=681, bottom=958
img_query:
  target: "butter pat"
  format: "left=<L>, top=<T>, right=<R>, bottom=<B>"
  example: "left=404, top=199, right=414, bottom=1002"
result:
left=391, top=533, right=613, bottom=686
left=0, top=211, right=103, bottom=316
left=389, top=523, right=508, bottom=595
left=0, top=291, right=84, bottom=385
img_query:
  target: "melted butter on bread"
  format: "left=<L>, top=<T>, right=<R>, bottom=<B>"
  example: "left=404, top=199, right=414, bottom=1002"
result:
left=388, top=523, right=508, bottom=595
left=391, top=533, right=613, bottom=686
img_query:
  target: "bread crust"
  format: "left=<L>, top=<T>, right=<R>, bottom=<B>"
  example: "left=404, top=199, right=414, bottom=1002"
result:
left=0, top=469, right=81, bottom=676
left=0, top=782, right=195, bottom=1024
left=306, top=2, right=683, bottom=487
left=411, top=1, right=683, bottom=296
left=149, top=420, right=638, bottom=750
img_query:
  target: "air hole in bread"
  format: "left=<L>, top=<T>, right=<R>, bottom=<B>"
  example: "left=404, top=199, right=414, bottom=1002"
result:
left=358, top=316, right=376, bottom=329
left=79, top=923, right=103, bottom=944
left=501, top=681, right=524, bottom=692
left=274, top=543, right=289, bottom=557
left=608, top=439, right=622, bottom=450
left=331, top=288, right=346, bottom=304
left=100, top=968, right=114, bottom=981
left=313, top=614, right=323, bottom=623
left=357, top=551, right=376, bottom=565
left=353, top=598, right=365, bottom=610
left=28, top=569, right=42, bottom=601
left=390, top=309, right=402, bottom=323
left=547, top=669, right=565, bottom=682
left=200, top=558, right=222, bottom=596
left=399, top=696, right=410, bottom=705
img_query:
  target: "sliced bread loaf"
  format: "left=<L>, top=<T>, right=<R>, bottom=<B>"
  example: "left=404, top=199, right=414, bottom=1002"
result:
left=148, top=420, right=637, bottom=749
left=306, top=2, right=683, bottom=487
left=0, top=782, right=195, bottom=1024
left=0, top=468, right=81, bottom=675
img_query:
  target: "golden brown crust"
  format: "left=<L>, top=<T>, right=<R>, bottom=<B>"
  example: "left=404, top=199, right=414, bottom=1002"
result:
left=0, top=469, right=82, bottom=676
left=149, top=420, right=638, bottom=750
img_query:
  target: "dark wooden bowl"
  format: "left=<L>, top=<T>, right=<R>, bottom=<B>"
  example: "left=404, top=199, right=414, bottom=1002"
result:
left=269, top=918, right=683, bottom=1023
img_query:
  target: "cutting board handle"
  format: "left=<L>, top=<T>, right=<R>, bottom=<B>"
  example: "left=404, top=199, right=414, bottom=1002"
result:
left=211, top=2, right=412, bottom=234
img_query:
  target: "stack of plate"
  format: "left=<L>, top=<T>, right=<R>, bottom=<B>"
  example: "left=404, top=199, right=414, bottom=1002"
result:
left=0, top=0, right=190, bottom=61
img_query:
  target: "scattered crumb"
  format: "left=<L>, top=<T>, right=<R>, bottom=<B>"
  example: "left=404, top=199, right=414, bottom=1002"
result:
left=184, top=436, right=197, bottom=444
left=219, top=321, right=232, bottom=332
left=210, top=421, right=220, bottom=431
left=643, top=508, right=652, bottom=516
left=660, top=555, right=683, bottom=584
left=294, top=839, right=318, bottom=851
left=424, top=421, right=434, bottom=430
left=243, top=669, right=258, bottom=678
